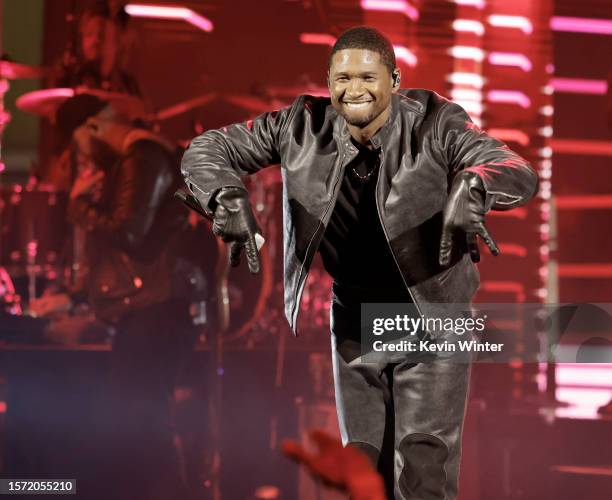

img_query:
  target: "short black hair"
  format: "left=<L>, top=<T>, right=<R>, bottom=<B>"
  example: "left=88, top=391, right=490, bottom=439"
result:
left=329, top=26, right=396, bottom=74
left=55, top=94, right=108, bottom=150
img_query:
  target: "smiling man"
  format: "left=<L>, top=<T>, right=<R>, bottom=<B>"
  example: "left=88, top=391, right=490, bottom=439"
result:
left=329, top=40, right=396, bottom=136
left=182, top=26, right=538, bottom=499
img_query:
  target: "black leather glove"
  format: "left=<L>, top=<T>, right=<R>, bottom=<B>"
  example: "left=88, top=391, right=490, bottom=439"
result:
left=439, top=171, right=500, bottom=267
left=211, top=187, right=262, bottom=273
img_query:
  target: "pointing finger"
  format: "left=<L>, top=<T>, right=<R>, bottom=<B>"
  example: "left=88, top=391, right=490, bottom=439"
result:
left=439, top=225, right=454, bottom=267
left=212, top=206, right=228, bottom=237
left=245, top=236, right=261, bottom=274
left=467, top=232, right=480, bottom=263
left=477, top=223, right=500, bottom=256
left=229, top=242, right=243, bottom=267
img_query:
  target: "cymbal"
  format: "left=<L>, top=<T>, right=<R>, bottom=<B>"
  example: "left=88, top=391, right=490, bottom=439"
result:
left=265, top=85, right=329, bottom=98
left=16, top=87, right=145, bottom=119
left=16, top=88, right=74, bottom=117
left=151, top=92, right=269, bottom=122
left=0, top=59, right=46, bottom=80
left=152, top=92, right=217, bottom=121
left=223, top=94, right=272, bottom=114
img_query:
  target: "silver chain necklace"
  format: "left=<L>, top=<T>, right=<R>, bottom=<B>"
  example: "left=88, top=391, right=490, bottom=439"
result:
left=351, top=155, right=379, bottom=181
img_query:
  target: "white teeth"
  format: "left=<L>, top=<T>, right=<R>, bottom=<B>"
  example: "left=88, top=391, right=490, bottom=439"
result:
left=345, top=101, right=371, bottom=109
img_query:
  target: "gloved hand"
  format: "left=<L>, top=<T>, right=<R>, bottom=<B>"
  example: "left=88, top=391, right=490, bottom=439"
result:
left=439, top=171, right=500, bottom=267
left=211, top=187, right=262, bottom=273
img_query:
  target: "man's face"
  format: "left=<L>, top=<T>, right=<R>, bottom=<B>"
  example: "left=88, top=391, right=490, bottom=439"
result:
left=81, top=16, right=106, bottom=62
left=328, top=49, right=395, bottom=128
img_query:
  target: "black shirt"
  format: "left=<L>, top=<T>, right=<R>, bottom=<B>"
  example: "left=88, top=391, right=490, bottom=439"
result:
left=318, top=141, right=408, bottom=294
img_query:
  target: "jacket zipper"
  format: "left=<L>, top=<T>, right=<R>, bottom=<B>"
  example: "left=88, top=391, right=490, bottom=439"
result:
left=374, top=149, right=424, bottom=318
left=290, top=154, right=347, bottom=331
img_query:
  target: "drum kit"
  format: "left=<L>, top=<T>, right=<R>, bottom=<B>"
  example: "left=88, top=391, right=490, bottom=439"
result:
left=1, top=59, right=71, bottom=317
left=0, top=55, right=331, bottom=344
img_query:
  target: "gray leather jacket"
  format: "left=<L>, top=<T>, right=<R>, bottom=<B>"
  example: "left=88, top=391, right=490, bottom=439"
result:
left=181, top=89, right=538, bottom=334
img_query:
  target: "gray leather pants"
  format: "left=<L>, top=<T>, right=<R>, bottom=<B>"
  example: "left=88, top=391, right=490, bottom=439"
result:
left=330, top=283, right=471, bottom=500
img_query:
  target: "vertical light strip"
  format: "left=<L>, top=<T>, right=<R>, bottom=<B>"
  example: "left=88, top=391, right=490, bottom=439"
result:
left=448, top=4, right=485, bottom=127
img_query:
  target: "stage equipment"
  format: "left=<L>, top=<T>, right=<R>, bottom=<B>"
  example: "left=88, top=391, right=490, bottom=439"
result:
left=16, top=87, right=145, bottom=120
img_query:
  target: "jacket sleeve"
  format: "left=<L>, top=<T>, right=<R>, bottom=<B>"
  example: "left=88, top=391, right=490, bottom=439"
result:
left=68, top=141, right=173, bottom=251
left=435, top=100, right=539, bottom=211
left=181, top=97, right=302, bottom=216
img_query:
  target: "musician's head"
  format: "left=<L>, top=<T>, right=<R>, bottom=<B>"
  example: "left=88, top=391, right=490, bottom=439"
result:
left=63, top=95, right=132, bottom=166
left=79, top=10, right=109, bottom=62
left=327, top=26, right=400, bottom=131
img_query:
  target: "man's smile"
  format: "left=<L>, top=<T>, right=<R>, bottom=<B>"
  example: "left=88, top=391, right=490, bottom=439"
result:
left=343, top=100, right=373, bottom=109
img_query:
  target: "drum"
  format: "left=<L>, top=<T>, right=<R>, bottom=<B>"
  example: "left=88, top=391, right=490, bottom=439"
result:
left=0, top=184, right=70, bottom=276
left=0, top=266, right=22, bottom=315
left=175, top=216, right=271, bottom=342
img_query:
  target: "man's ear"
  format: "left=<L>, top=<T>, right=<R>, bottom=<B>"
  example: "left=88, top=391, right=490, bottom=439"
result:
left=392, top=69, right=401, bottom=90
left=327, top=71, right=331, bottom=90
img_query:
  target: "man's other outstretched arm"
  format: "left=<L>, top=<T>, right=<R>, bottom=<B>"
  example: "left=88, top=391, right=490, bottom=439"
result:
left=435, top=100, right=539, bottom=211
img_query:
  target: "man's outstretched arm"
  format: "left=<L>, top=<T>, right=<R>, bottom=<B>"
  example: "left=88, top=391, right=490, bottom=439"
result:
left=181, top=97, right=301, bottom=216
left=435, top=100, right=539, bottom=265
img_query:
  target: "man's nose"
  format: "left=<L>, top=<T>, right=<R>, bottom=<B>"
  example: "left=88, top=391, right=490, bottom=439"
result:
left=346, top=78, right=365, bottom=97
